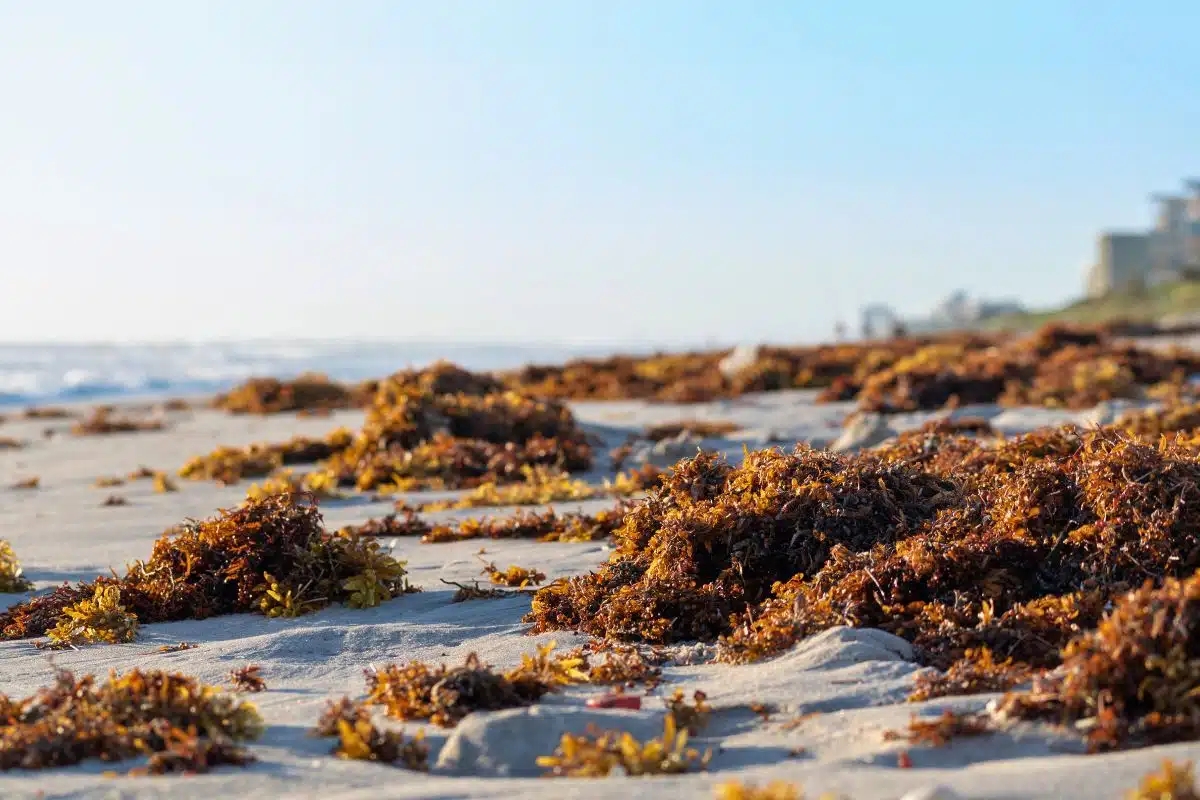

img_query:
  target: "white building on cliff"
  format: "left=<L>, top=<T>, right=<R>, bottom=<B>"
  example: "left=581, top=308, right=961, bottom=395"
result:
left=1086, top=179, right=1200, bottom=298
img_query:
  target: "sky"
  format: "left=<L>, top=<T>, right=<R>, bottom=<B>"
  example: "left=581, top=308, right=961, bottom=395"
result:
left=0, top=1, right=1196, bottom=346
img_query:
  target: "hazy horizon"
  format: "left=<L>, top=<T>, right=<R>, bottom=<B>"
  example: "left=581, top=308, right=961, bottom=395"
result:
left=1, top=1, right=1195, bottom=344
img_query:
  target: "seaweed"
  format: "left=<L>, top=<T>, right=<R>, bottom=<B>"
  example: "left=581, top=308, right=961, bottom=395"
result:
left=153, top=471, right=178, bottom=493
left=480, top=558, right=546, bottom=588
left=363, top=652, right=552, bottom=728
left=0, top=540, right=32, bottom=593
left=995, top=570, right=1200, bottom=750
left=0, top=667, right=262, bottom=772
left=0, top=436, right=23, bottom=450
left=0, top=493, right=415, bottom=641
left=311, top=696, right=428, bottom=768
left=71, top=408, right=165, bottom=435
left=527, top=425, right=1200, bottom=680
left=714, top=782, right=807, bottom=800
left=1126, top=761, right=1199, bottom=800
left=907, top=647, right=1032, bottom=702
left=179, top=431, right=353, bottom=485
left=158, top=641, right=198, bottom=653
left=211, top=372, right=368, bottom=414
left=664, top=689, right=711, bottom=734
left=10, top=476, right=39, bottom=490
left=883, top=710, right=991, bottom=747
left=95, top=475, right=126, bottom=487
left=45, top=585, right=138, bottom=646
left=102, top=494, right=129, bottom=507
left=643, top=420, right=741, bottom=442
left=229, top=665, right=266, bottom=692
left=535, top=715, right=710, bottom=777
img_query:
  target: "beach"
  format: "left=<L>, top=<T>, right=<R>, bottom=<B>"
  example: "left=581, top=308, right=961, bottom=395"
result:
left=3, top=363, right=1200, bottom=800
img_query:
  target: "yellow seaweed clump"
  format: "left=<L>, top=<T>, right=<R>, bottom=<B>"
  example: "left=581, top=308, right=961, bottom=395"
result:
left=46, top=585, right=138, bottom=646
left=536, top=714, right=710, bottom=777
left=70, top=407, right=165, bottom=436
left=0, top=668, right=262, bottom=773
left=0, top=493, right=415, bottom=642
left=0, top=540, right=32, bottom=593
left=311, top=697, right=429, bottom=769
left=1126, top=760, right=1200, bottom=800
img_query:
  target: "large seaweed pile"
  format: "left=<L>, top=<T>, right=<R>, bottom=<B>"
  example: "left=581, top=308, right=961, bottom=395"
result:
left=184, top=362, right=594, bottom=491
left=0, top=493, right=412, bottom=641
left=526, top=425, right=1200, bottom=674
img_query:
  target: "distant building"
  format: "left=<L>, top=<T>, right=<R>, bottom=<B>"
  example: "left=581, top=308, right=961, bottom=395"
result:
left=858, top=291, right=1025, bottom=339
left=1086, top=178, right=1200, bottom=298
left=1087, top=232, right=1152, bottom=299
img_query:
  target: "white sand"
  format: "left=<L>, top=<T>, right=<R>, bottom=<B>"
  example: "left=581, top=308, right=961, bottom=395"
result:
left=1, top=394, right=1197, bottom=800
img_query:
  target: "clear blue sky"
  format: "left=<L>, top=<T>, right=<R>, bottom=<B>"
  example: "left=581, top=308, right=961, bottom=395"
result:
left=0, top=1, right=1195, bottom=345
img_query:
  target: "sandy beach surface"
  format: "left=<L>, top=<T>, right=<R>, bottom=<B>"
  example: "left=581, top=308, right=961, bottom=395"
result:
left=2, top=391, right=1197, bottom=800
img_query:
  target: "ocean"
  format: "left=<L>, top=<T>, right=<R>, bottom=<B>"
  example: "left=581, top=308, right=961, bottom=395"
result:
left=0, top=340, right=650, bottom=408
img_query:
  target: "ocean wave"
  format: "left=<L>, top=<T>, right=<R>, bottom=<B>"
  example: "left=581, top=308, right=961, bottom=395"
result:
left=0, top=340, right=635, bottom=408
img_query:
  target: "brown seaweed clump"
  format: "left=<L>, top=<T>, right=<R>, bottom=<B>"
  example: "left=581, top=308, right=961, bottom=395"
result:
left=0, top=668, right=262, bottom=773
left=527, top=427, right=1200, bottom=680
left=0, top=540, right=33, bottom=593
left=211, top=372, right=369, bottom=414
left=229, top=665, right=266, bottom=692
left=71, top=408, right=165, bottom=435
left=643, top=420, right=742, bottom=441
left=311, top=697, right=429, bottom=769
left=525, top=447, right=959, bottom=644
left=0, top=493, right=415, bottom=641
left=420, top=503, right=632, bottom=544
left=364, top=653, right=556, bottom=728
left=320, top=364, right=593, bottom=492
left=996, top=570, right=1200, bottom=751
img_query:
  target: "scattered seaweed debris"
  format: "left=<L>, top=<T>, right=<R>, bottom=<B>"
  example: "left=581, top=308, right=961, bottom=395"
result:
left=179, top=431, right=354, bottom=485
left=229, top=665, right=266, bottom=692
left=128, top=465, right=158, bottom=480
left=212, top=372, right=370, bottom=414
left=153, top=472, right=179, bottom=493
left=94, top=475, right=126, bottom=488
left=244, top=468, right=344, bottom=502
left=102, top=494, right=129, bottom=507
left=440, top=579, right=511, bottom=602
left=996, top=570, right=1200, bottom=751
left=0, top=436, right=23, bottom=450
left=480, top=558, right=546, bottom=588
left=0, top=493, right=416, bottom=642
left=643, top=420, right=742, bottom=442
left=1126, top=760, right=1200, bottom=800
left=340, top=508, right=432, bottom=539
left=10, top=476, right=39, bottom=490
left=583, top=642, right=663, bottom=689
left=415, top=465, right=661, bottom=512
left=421, top=502, right=632, bottom=544
left=71, top=407, right=165, bottom=435
left=364, top=652, right=555, bottom=728
left=311, top=697, right=429, bottom=769
left=714, top=782, right=808, bottom=800
left=664, top=689, right=711, bottom=734
left=536, top=714, right=711, bottom=777
left=883, top=710, right=992, bottom=747
left=45, top=585, right=139, bottom=646
left=908, top=647, right=1033, bottom=702
left=0, top=540, right=33, bottom=593
left=23, top=406, right=71, bottom=419
left=0, top=667, right=262, bottom=773
left=157, top=641, right=199, bottom=653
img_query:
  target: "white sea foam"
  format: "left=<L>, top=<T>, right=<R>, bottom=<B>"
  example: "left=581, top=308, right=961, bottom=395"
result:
left=0, top=340, right=641, bottom=407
